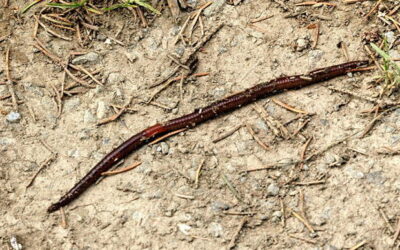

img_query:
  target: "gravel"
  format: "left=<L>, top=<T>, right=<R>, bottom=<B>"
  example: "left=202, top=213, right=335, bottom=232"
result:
left=71, top=52, right=100, bottom=65
left=6, top=112, right=21, bottom=123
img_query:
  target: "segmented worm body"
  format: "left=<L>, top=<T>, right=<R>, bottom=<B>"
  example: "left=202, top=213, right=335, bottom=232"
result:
left=48, top=60, right=369, bottom=213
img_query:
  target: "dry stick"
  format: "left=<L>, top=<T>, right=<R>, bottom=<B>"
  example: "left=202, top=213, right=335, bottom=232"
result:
left=359, top=106, right=399, bottom=138
left=288, top=234, right=317, bottom=245
left=293, top=180, right=326, bottom=186
left=292, top=211, right=315, bottom=233
left=101, top=162, right=142, bottom=176
left=328, top=86, right=379, bottom=104
left=174, top=15, right=191, bottom=45
left=224, top=211, right=256, bottom=216
left=49, top=81, right=62, bottom=116
left=152, top=24, right=224, bottom=88
left=243, top=159, right=297, bottom=173
left=195, top=159, right=205, bottom=188
left=0, top=94, right=11, bottom=100
left=74, top=65, right=103, bottom=86
left=212, top=124, right=242, bottom=143
left=349, top=240, right=367, bottom=250
left=174, top=193, right=195, bottom=200
left=388, top=4, right=400, bottom=16
left=300, top=137, right=313, bottom=163
left=39, top=139, right=56, bottom=155
left=148, top=75, right=187, bottom=103
left=187, top=2, right=212, bottom=40
left=26, top=154, right=57, bottom=188
left=250, top=15, right=273, bottom=23
left=339, top=42, right=350, bottom=61
left=292, top=119, right=310, bottom=137
left=35, top=15, right=71, bottom=41
left=280, top=198, right=286, bottom=227
left=179, top=72, right=184, bottom=101
left=246, top=123, right=270, bottom=150
left=343, top=0, right=367, bottom=3
left=5, top=48, right=18, bottom=111
left=253, top=103, right=289, bottom=139
left=393, top=217, right=400, bottom=245
left=34, top=39, right=98, bottom=88
left=199, top=16, right=204, bottom=37
left=377, top=207, right=395, bottom=234
left=365, top=0, right=381, bottom=18
left=272, top=98, right=308, bottom=114
left=304, top=134, right=353, bottom=162
left=298, top=190, right=314, bottom=233
left=149, top=128, right=187, bottom=145
left=228, top=217, right=248, bottom=250
left=97, top=97, right=133, bottom=126
left=222, top=174, right=244, bottom=203
left=168, top=55, right=190, bottom=70
left=60, top=207, right=67, bottom=228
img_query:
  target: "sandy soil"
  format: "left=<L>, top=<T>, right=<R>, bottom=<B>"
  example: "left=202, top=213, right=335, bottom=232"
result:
left=1, top=0, right=400, bottom=249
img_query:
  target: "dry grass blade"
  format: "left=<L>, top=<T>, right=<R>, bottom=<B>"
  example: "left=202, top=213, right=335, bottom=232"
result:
left=101, top=162, right=142, bottom=176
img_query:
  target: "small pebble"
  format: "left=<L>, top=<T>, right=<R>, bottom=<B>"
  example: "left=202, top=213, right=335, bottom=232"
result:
left=384, top=31, right=395, bottom=44
left=211, top=201, right=230, bottom=211
left=6, top=112, right=21, bottom=123
left=267, top=183, right=280, bottom=196
left=71, top=52, right=100, bottom=65
left=125, top=52, right=138, bottom=63
left=107, top=72, right=125, bottom=84
left=178, top=224, right=192, bottom=235
left=296, top=37, right=310, bottom=52
left=160, top=142, right=169, bottom=155
left=10, top=236, right=22, bottom=250
left=208, top=222, right=223, bottom=237
left=96, top=101, right=108, bottom=119
left=83, top=110, right=96, bottom=124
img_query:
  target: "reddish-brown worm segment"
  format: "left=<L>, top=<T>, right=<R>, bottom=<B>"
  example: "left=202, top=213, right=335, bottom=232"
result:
left=47, top=60, right=369, bottom=213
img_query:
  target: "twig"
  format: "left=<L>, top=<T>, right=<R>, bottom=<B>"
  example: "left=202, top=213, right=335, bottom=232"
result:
left=227, top=217, right=248, bottom=250
left=174, top=15, right=191, bottom=45
left=246, top=123, right=270, bottom=150
left=212, top=124, right=242, bottom=143
left=5, top=48, right=18, bottom=111
left=97, top=97, right=133, bottom=126
left=288, top=234, right=317, bottom=245
left=292, top=119, right=311, bottom=137
left=272, top=98, right=308, bottom=114
left=377, top=207, right=394, bottom=234
left=101, top=161, right=142, bottom=176
left=39, top=139, right=56, bottom=154
left=253, top=103, right=289, bottom=139
left=224, top=211, right=256, bottom=216
left=222, top=174, right=243, bottom=203
left=187, top=2, right=212, bottom=39
left=305, top=134, right=353, bottom=162
left=195, top=159, right=205, bottom=188
left=280, top=198, right=286, bottom=227
left=292, top=211, right=315, bottom=233
left=60, top=207, right=67, bottom=228
left=242, top=159, right=297, bottom=173
left=349, top=240, right=367, bottom=250
left=149, top=128, right=187, bottom=145
left=152, top=24, right=224, bottom=89
left=174, top=193, right=195, bottom=200
left=359, top=106, right=398, bottom=138
left=26, top=154, right=57, bottom=188
left=293, top=180, right=326, bottom=186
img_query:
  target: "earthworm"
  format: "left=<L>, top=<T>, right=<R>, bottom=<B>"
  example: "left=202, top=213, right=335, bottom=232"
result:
left=47, top=60, right=369, bottom=213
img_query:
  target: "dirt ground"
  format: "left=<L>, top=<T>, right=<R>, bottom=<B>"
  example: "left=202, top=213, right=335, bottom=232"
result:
left=1, top=0, right=400, bottom=249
